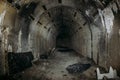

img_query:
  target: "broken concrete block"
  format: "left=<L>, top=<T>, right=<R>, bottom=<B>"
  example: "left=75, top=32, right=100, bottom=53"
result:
left=96, top=66, right=118, bottom=80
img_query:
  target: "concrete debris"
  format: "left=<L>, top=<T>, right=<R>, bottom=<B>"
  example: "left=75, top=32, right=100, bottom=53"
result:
left=66, top=63, right=91, bottom=74
left=96, top=66, right=118, bottom=80
left=47, top=47, right=56, bottom=57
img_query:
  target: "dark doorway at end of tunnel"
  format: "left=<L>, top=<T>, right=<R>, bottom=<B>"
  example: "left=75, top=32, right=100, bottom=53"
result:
left=56, top=33, right=71, bottom=48
left=56, top=26, right=73, bottom=52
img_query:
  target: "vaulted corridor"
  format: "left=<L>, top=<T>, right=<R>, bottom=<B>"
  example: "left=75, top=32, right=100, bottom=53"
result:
left=0, top=0, right=120, bottom=80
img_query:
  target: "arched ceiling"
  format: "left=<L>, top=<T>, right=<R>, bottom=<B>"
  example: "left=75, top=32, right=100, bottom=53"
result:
left=31, top=0, right=90, bottom=36
left=38, top=6, right=85, bottom=35
left=6, top=0, right=117, bottom=36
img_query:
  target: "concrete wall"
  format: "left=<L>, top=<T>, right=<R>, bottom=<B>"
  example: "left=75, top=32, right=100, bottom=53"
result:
left=0, top=1, right=17, bottom=75
left=71, top=23, right=92, bottom=58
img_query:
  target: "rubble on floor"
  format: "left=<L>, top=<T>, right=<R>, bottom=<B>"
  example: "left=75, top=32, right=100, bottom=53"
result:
left=66, top=63, right=91, bottom=73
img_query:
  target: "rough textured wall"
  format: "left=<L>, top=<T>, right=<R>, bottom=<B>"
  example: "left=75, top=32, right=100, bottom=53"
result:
left=104, top=13, right=120, bottom=73
left=71, top=0, right=120, bottom=73
left=29, top=23, right=56, bottom=59
left=0, top=1, right=17, bottom=75
left=96, top=3, right=120, bottom=71
left=6, top=1, right=57, bottom=60
left=71, top=23, right=92, bottom=58
left=91, top=2, right=120, bottom=74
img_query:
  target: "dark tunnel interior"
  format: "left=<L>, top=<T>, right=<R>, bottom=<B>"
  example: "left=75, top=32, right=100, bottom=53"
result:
left=56, top=25, right=72, bottom=48
left=0, top=0, right=120, bottom=80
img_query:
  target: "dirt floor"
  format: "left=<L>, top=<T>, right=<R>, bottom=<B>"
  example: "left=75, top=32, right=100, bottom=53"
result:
left=10, top=50, right=98, bottom=80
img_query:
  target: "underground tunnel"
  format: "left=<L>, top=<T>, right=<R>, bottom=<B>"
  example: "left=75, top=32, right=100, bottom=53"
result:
left=0, top=0, right=120, bottom=80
